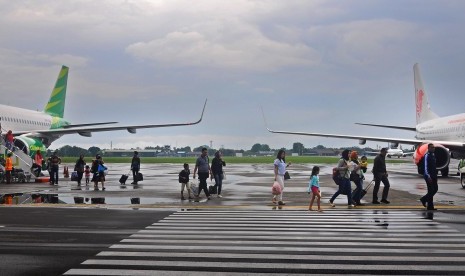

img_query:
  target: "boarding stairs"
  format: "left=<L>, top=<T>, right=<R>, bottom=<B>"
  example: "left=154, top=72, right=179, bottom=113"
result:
left=0, top=140, right=37, bottom=183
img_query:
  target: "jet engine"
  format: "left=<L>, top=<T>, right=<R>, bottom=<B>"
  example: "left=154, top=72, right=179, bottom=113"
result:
left=13, top=136, right=47, bottom=156
left=413, top=143, right=450, bottom=177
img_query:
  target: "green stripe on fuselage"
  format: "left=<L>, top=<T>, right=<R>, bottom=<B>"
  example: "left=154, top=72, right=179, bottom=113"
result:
left=50, top=116, right=70, bottom=129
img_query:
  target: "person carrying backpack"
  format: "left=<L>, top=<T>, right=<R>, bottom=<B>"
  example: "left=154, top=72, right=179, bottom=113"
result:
left=420, top=143, right=438, bottom=210
left=179, top=163, right=193, bottom=200
left=329, top=149, right=354, bottom=208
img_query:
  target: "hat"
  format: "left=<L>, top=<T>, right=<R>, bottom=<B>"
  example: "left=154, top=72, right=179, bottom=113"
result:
left=134, top=151, right=138, bottom=155
left=350, top=151, right=358, bottom=159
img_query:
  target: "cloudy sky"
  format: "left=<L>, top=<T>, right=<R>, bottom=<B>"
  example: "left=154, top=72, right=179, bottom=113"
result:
left=1, top=0, right=464, bottom=151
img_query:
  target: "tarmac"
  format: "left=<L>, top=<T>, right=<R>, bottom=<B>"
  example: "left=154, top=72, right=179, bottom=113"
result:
left=1, top=162, right=465, bottom=210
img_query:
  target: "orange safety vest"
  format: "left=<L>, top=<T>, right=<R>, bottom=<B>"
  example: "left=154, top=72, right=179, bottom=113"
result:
left=5, top=157, right=13, bottom=171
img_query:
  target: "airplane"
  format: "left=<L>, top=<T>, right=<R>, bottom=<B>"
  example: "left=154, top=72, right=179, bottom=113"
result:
left=0, top=65, right=207, bottom=157
left=365, top=145, right=414, bottom=158
left=264, top=63, right=465, bottom=177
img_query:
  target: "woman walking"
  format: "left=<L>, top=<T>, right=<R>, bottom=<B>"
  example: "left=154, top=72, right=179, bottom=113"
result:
left=329, top=149, right=354, bottom=209
left=211, top=151, right=226, bottom=198
left=273, top=149, right=291, bottom=206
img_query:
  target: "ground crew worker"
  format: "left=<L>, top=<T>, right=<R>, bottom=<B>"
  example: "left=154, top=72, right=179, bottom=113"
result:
left=5, top=153, right=13, bottom=184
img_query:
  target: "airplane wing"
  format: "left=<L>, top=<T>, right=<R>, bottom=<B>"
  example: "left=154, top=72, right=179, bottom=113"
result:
left=265, top=126, right=465, bottom=150
left=355, top=123, right=416, bottom=131
left=62, top=122, right=118, bottom=128
left=16, top=99, right=207, bottom=137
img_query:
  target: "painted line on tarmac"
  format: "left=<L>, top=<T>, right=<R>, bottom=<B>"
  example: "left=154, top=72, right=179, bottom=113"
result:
left=5, top=203, right=465, bottom=210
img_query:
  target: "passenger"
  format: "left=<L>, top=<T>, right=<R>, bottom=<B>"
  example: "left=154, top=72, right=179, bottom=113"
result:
left=329, top=149, right=354, bottom=208
left=74, top=154, right=86, bottom=186
left=193, top=147, right=211, bottom=200
left=33, top=150, right=43, bottom=177
left=420, top=143, right=438, bottom=210
left=211, top=151, right=226, bottom=198
left=459, top=158, right=465, bottom=184
left=49, top=151, right=61, bottom=185
left=273, top=149, right=291, bottom=205
left=84, top=165, right=91, bottom=185
left=130, top=151, right=140, bottom=184
left=372, top=148, right=390, bottom=204
left=179, top=163, right=193, bottom=200
left=46, top=155, right=52, bottom=183
left=96, top=155, right=107, bottom=191
left=349, top=151, right=364, bottom=206
left=5, top=153, right=13, bottom=184
left=360, top=156, right=368, bottom=173
left=308, top=166, right=323, bottom=212
left=5, top=130, right=14, bottom=151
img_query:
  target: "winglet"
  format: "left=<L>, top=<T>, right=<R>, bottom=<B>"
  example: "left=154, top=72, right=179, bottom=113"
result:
left=260, top=106, right=273, bottom=132
left=192, top=99, right=207, bottom=125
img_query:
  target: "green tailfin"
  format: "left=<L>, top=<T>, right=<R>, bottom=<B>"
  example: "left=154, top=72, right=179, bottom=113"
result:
left=44, top=65, right=69, bottom=118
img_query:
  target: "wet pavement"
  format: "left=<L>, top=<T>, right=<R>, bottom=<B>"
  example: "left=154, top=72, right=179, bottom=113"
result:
left=1, top=162, right=465, bottom=209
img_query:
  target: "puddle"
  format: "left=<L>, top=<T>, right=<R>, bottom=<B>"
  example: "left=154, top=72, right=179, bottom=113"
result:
left=1, top=192, right=211, bottom=205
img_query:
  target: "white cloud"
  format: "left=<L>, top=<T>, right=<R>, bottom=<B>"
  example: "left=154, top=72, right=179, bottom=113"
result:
left=126, top=30, right=320, bottom=71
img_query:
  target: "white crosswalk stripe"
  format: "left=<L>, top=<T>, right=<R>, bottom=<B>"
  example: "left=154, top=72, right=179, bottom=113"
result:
left=64, top=210, right=465, bottom=275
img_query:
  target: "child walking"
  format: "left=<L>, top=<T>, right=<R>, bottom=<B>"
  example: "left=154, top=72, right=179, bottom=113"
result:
left=308, top=166, right=323, bottom=212
left=84, top=165, right=91, bottom=185
left=179, top=163, right=193, bottom=200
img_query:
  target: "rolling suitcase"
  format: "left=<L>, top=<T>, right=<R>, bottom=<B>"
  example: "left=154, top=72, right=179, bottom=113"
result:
left=119, top=174, right=129, bottom=185
left=119, top=170, right=131, bottom=185
left=352, top=181, right=374, bottom=200
left=136, top=172, right=143, bottom=182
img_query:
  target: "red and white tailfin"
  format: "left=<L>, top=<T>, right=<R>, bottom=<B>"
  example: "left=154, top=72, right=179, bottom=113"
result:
left=414, top=63, right=438, bottom=124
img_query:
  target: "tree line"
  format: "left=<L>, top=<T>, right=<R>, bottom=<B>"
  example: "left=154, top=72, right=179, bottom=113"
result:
left=49, top=142, right=393, bottom=157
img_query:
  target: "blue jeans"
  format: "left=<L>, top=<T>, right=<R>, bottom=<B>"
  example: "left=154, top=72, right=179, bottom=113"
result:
left=352, top=178, right=363, bottom=203
left=330, top=178, right=352, bottom=205
left=214, top=173, right=223, bottom=195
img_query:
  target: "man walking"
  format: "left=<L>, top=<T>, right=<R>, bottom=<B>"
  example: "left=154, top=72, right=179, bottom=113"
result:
left=372, top=148, right=390, bottom=204
left=421, top=143, right=438, bottom=210
left=49, top=151, right=61, bottom=185
left=193, top=147, right=211, bottom=199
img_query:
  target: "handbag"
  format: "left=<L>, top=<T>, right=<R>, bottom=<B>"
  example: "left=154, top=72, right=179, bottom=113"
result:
left=284, top=171, right=290, bottom=180
left=71, top=171, right=79, bottom=181
left=272, top=181, right=282, bottom=195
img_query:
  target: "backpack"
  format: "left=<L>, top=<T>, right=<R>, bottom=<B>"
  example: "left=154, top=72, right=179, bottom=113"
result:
left=178, top=170, right=184, bottom=183
left=418, top=155, right=425, bottom=175
left=332, top=167, right=341, bottom=185
left=332, top=159, right=346, bottom=185
left=178, top=169, right=189, bottom=183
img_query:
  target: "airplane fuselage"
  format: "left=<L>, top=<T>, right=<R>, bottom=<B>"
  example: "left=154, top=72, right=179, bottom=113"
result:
left=415, top=113, right=465, bottom=142
left=0, top=104, right=70, bottom=145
